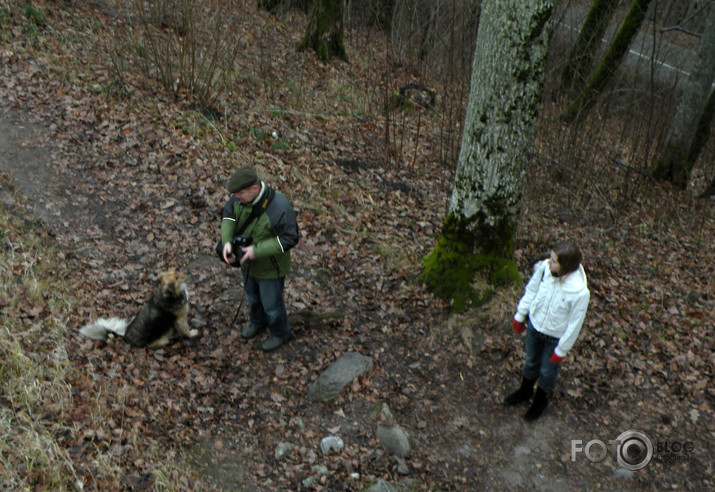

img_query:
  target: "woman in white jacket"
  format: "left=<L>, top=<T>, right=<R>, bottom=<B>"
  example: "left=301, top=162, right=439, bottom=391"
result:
left=506, top=240, right=590, bottom=421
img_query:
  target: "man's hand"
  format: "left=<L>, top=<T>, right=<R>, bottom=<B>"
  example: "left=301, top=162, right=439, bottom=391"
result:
left=222, top=242, right=236, bottom=264
left=512, top=319, right=526, bottom=334
left=550, top=353, right=564, bottom=364
left=239, top=245, right=256, bottom=264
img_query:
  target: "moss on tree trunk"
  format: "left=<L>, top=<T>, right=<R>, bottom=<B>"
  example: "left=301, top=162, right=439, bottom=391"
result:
left=560, top=0, right=619, bottom=93
left=419, top=212, right=520, bottom=313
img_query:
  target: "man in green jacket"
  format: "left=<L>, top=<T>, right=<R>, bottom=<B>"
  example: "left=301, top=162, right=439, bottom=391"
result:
left=219, top=166, right=299, bottom=352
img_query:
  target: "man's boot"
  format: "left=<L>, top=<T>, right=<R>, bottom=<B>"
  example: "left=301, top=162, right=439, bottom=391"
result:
left=504, top=376, right=537, bottom=406
left=241, top=322, right=263, bottom=340
left=524, top=386, right=551, bottom=421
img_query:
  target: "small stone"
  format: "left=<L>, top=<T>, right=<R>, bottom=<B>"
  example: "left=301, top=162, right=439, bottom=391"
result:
left=514, top=446, right=531, bottom=457
left=395, top=456, right=409, bottom=475
left=302, top=475, right=317, bottom=488
left=320, top=435, right=344, bottom=454
left=312, top=465, right=328, bottom=475
left=612, top=468, right=635, bottom=480
left=274, top=442, right=294, bottom=460
left=376, top=425, right=410, bottom=457
left=364, top=478, right=397, bottom=492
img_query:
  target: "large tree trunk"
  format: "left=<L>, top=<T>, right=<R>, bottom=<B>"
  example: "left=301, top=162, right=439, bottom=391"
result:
left=298, top=0, right=348, bottom=62
left=560, top=0, right=652, bottom=123
left=652, top=4, right=715, bottom=188
left=700, top=157, right=715, bottom=198
left=420, top=0, right=554, bottom=313
left=693, top=90, right=714, bottom=199
left=560, top=0, right=619, bottom=93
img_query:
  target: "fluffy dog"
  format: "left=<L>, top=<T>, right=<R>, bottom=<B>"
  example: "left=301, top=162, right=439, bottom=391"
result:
left=79, top=271, right=198, bottom=348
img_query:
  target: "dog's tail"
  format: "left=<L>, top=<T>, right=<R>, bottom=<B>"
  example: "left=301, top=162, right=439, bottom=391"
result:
left=79, top=317, right=129, bottom=340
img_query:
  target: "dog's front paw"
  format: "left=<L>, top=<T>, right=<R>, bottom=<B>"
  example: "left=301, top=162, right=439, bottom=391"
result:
left=189, top=329, right=199, bottom=338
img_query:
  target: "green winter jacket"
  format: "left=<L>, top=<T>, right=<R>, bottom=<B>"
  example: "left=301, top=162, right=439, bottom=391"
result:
left=220, top=182, right=299, bottom=278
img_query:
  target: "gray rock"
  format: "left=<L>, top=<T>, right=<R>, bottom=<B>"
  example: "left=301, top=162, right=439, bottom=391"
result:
left=513, top=445, right=531, bottom=457
left=396, top=478, right=420, bottom=491
left=378, top=403, right=395, bottom=425
left=612, top=468, right=635, bottom=480
left=499, top=469, right=523, bottom=487
left=364, top=478, right=397, bottom=492
left=307, top=352, right=373, bottom=402
left=312, top=465, right=328, bottom=475
left=395, top=456, right=410, bottom=475
left=376, top=425, right=411, bottom=457
left=320, top=435, right=344, bottom=454
left=301, top=463, right=330, bottom=487
left=301, top=475, right=317, bottom=488
left=457, top=444, right=473, bottom=457
left=274, top=442, right=294, bottom=460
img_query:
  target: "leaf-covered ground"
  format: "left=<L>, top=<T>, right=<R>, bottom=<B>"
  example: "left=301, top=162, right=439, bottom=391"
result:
left=1, top=1, right=712, bottom=490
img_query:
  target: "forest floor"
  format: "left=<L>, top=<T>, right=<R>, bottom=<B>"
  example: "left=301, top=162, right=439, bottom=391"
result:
left=1, top=1, right=713, bottom=491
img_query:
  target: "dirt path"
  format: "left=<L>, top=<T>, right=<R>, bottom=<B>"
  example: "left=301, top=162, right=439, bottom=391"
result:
left=0, top=108, right=606, bottom=491
left=0, top=111, right=55, bottom=220
left=2, top=106, right=709, bottom=490
left=0, top=109, right=114, bottom=240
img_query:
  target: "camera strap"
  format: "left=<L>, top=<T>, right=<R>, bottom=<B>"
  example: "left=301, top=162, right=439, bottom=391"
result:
left=233, top=186, right=275, bottom=238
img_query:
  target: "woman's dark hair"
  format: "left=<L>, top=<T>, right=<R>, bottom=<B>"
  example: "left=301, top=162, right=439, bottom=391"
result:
left=552, top=240, right=582, bottom=276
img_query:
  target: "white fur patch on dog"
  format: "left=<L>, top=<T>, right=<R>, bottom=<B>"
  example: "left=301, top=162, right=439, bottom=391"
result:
left=79, top=317, right=129, bottom=340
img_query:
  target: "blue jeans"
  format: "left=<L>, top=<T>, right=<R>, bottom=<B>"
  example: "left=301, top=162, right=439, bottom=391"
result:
left=242, top=274, right=290, bottom=339
left=522, top=319, right=560, bottom=391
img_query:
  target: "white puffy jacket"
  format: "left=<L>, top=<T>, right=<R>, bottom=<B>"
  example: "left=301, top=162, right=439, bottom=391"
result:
left=514, top=259, right=590, bottom=357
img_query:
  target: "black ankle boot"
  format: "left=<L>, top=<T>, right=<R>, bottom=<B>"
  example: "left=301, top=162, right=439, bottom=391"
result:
left=504, top=376, right=537, bottom=406
left=524, top=387, right=551, bottom=421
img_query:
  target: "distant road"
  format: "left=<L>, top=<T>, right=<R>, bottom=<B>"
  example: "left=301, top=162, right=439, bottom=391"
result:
left=555, top=6, right=698, bottom=88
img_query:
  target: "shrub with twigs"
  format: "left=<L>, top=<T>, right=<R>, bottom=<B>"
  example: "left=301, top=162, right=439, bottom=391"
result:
left=105, top=0, right=244, bottom=104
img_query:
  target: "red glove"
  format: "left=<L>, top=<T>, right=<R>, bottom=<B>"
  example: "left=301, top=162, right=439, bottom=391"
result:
left=512, top=319, right=526, bottom=333
left=550, top=353, right=565, bottom=364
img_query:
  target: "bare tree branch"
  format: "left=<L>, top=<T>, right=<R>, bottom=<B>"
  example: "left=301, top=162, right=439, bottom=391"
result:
left=660, top=0, right=713, bottom=37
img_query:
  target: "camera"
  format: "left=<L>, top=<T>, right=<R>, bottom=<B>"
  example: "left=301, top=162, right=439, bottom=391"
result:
left=232, top=235, right=252, bottom=251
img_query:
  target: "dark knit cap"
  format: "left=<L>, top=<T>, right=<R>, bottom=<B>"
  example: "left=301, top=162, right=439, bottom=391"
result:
left=227, top=166, right=259, bottom=193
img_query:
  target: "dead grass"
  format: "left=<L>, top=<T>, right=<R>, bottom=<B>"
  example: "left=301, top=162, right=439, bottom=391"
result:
left=0, top=185, right=80, bottom=489
left=0, top=179, right=195, bottom=489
